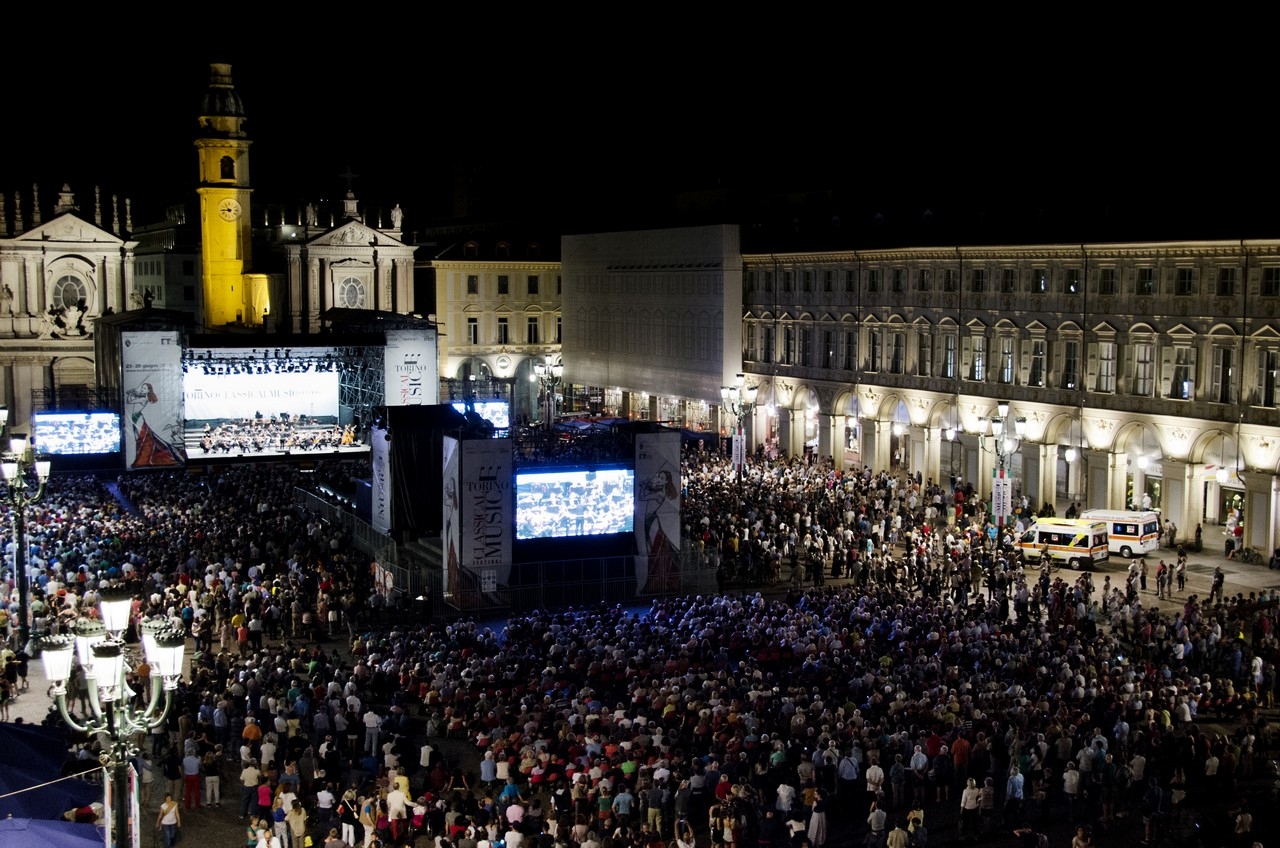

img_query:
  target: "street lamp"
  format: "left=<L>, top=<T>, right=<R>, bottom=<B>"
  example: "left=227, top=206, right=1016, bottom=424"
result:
left=533, top=358, right=564, bottom=431
left=0, top=407, right=52, bottom=652
left=40, top=598, right=186, bottom=848
left=720, top=374, right=759, bottom=485
left=981, top=400, right=1025, bottom=526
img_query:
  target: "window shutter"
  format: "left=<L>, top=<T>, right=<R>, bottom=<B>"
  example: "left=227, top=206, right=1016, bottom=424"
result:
left=1188, top=347, right=1198, bottom=398
left=961, top=336, right=973, bottom=380
left=1160, top=345, right=1174, bottom=397
left=1019, top=340, right=1031, bottom=385
left=1121, top=343, right=1136, bottom=390
left=1085, top=342, right=1099, bottom=389
left=1254, top=348, right=1266, bottom=405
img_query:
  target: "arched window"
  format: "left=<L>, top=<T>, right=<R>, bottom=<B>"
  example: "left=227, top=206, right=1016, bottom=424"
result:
left=220, top=156, right=235, bottom=180
left=338, top=277, right=365, bottom=309
left=53, top=274, right=88, bottom=311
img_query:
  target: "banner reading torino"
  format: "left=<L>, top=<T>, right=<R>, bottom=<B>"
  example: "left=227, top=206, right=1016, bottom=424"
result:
left=634, top=431, right=681, bottom=594
left=121, top=331, right=185, bottom=468
left=385, top=328, right=439, bottom=406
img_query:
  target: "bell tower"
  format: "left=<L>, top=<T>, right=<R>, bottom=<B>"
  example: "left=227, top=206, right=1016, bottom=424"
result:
left=195, top=62, right=254, bottom=326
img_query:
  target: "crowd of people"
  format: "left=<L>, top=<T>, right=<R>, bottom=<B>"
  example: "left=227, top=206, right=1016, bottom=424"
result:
left=0, top=448, right=1278, bottom=848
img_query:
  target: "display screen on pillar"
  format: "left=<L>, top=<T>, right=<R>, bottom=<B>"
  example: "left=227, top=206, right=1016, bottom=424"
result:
left=515, top=467, right=635, bottom=540
left=450, top=401, right=509, bottom=430
left=34, top=411, right=122, bottom=455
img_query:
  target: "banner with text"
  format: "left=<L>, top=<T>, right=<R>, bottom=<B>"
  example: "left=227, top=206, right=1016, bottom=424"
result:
left=461, top=438, right=513, bottom=589
left=635, top=431, right=682, bottom=594
left=443, top=436, right=462, bottom=602
left=121, top=330, right=185, bottom=468
left=385, top=328, right=439, bottom=406
left=370, top=423, right=392, bottom=534
left=991, top=467, right=1012, bottom=526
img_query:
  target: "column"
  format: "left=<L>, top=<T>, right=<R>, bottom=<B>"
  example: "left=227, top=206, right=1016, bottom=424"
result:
left=379, top=256, right=392, bottom=313
left=287, top=249, right=303, bottom=333
left=775, top=409, right=792, bottom=457
left=874, top=419, right=892, bottom=474
left=1241, top=471, right=1274, bottom=553
left=1108, top=451, right=1126, bottom=510
left=307, top=256, right=322, bottom=332
left=1161, top=460, right=1188, bottom=540
left=1036, top=443, right=1056, bottom=512
left=648, top=394, right=659, bottom=422
left=921, top=426, right=941, bottom=486
left=1021, top=444, right=1040, bottom=512
left=818, top=412, right=833, bottom=464
left=398, top=258, right=414, bottom=314
left=119, top=249, right=134, bottom=315
left=104, top=253, right=123, bottom=314
left=23, top=256, right=40, bottom=316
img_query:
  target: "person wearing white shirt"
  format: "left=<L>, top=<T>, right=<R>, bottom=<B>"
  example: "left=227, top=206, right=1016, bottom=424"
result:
left=386, top=786, right=408, bottom=843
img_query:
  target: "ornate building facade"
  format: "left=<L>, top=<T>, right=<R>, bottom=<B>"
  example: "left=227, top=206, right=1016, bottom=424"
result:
left=431, top=235, right=561, bottom=425
left=0, top=184, right=135, bottom=427
left=740, top=239, right=1280, bottom=555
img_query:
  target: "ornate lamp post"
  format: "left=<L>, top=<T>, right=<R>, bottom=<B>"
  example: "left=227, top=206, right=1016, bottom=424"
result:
left=533, top=358, right=564, bottom=431
left=1, top=406, right=52, bottom=652
left=981, top=400, right=1025, bottom=527
left=720, top=373, right=759, bottom=486
left=40, top=598, right=186, bottom=848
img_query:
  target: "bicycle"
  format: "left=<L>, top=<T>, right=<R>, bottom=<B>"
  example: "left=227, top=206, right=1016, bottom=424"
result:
left=1239, top=546, right=1264, bottom=565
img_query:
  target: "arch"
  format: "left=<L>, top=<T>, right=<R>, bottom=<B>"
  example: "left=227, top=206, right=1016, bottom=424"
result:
left=1041, top=411, right=1081, bottom=446
left=993, top=318, right=1018, bottom=331
left=1113, top=421, right=1164, bottom=463
left=51, top=355, right=94, bottom=390
left=1207, top=322, right=1239, bottom=337
left=791, top=385, right=820, bottom=412
left=44, top=255, right=98, bottom=315
left=455, top=356, right=492, bottom=382
left=833, top=389, right=861, bottom=418
left=926, top=398, right=962, bottom=430
left=1188, top=428, right=1238, bottom=466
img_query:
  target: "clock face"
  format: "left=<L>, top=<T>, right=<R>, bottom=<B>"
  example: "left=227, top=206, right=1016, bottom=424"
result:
left=218, top=198, right=242, bottom=221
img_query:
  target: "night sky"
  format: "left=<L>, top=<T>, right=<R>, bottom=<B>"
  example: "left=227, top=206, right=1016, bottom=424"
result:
left=6, top=36, right=1277, bottom=246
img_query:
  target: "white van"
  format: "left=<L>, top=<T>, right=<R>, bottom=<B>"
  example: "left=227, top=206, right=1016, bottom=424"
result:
left=1016, top=518, right=1110, bottom=570
left=1079, top=509, right=1162, bottom=558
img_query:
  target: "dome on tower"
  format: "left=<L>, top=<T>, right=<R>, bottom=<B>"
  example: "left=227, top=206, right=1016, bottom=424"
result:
left=200, top=63, right=246, bottom=122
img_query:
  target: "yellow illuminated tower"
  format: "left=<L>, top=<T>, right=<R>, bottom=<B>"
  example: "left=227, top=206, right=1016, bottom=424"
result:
left=195, top=62, right=255, bottom=326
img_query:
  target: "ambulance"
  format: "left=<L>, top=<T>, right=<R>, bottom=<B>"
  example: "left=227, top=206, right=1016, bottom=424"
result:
left=1016, top=518, right=1110, bottom=570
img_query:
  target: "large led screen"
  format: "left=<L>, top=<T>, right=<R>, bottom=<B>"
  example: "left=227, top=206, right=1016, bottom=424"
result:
left=183, top=366, right=340, bottom=425
left=450, top=400, right=510, bottom=430
left=34, top=412, right=122, bottom=455
left=515, top=468, right=635, bottom=540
